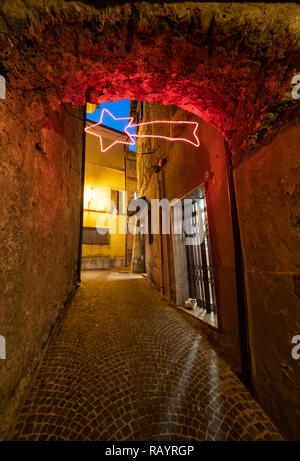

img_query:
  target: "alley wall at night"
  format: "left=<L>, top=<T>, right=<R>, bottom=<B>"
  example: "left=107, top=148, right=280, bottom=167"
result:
left=0, top=92, right=84, bottom=438
left=234, top=125, right=300, bottom=440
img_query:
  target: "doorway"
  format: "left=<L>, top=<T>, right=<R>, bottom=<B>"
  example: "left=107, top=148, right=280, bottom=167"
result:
left=80, top=101, right=137, bottom=272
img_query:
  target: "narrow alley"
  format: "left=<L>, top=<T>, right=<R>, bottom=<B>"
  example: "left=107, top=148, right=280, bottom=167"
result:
left=11, top=271, right=281, bottom=441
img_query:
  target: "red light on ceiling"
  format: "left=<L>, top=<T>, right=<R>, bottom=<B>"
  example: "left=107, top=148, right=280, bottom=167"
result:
left=85, top=109, right=135, bottom=153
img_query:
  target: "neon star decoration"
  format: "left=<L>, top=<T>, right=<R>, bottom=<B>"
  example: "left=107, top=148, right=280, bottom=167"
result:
left=85, top=109, right=135, bottom=153
left=85, top=108, right=200, bottom=153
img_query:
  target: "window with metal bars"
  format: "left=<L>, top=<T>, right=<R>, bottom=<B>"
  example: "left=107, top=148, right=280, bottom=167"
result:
left=111, top=189, right=125, bottom=214
left=180, top=186, right=217, bottom=315
left=184, top=188, right=216, bottom=313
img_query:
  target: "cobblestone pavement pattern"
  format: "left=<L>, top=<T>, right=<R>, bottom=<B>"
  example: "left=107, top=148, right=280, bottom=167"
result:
left=12, top=271, right=283, bottom=441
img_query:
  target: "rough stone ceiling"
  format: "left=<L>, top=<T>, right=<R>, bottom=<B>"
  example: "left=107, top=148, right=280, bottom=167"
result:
left=0, top=1, right=299, bottom=164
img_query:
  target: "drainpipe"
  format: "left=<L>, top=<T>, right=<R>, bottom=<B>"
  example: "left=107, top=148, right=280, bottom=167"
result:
left=77, top=105, right=86, bottom=283
left=224, top=141, right=251, bottom=387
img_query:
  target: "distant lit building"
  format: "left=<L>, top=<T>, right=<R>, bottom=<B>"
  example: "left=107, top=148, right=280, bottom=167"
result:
left=82, top=120, right=137, bottom=269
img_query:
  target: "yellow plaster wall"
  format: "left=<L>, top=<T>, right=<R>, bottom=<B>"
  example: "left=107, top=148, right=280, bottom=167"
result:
left=82, top=162, right=126, bottom=259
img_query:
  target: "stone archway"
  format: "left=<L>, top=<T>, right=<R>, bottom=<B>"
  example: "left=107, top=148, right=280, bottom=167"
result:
left=1, top=1, right=299, bottom=162
left=0, top=0, right=300, bottom=440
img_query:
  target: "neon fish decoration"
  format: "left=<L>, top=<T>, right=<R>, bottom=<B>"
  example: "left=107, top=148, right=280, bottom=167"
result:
left=85, top=108, right=200, bottom=153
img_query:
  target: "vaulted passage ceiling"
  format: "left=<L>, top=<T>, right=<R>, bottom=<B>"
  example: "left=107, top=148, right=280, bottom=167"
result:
left=0, top=1, right=299, bottom=164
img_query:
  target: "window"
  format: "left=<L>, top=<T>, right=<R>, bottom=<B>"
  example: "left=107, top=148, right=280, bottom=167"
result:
left=82, top=227, right=110, bottom=245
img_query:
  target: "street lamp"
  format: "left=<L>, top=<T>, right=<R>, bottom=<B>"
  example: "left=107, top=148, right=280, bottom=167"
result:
left=86, top=187, right=96, bottom=209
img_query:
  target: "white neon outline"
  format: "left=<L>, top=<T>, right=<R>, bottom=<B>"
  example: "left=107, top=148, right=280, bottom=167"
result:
left=84, top=108, right=135, bottom=153
left=125, top=120, right=200, bottom=147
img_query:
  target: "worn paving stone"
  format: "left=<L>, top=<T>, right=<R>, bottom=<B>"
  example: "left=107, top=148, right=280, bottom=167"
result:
left=12, top=271, right=283, bottom=441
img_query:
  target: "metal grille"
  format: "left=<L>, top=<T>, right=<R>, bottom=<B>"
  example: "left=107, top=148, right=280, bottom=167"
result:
left=82, top=227, right=110, bottom=245
left=184, top=187, right=216, bottom=314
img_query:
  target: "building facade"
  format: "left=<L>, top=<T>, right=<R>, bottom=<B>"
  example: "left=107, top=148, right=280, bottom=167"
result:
left=82, top=121, right=136, bottom=269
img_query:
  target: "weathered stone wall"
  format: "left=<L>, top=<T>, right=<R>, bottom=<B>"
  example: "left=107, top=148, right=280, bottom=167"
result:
left=0, top=91, right=84, bottom=439
left=136, top=102, right=241, bottom=368
left=234, top=123, right=300, bottom=440
left=137, top=102, right=300, bottom=439
left=125, top=151, right=137, bottom=265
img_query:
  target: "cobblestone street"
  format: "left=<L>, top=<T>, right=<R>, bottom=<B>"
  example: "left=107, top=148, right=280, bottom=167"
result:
left=12, top=271, right=282, bottom=441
